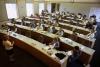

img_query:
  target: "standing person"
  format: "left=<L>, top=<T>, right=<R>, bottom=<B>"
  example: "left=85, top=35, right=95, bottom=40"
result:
left=67, top=46, right=84, bottom=67
left=2, top=35, right=15, bottom=62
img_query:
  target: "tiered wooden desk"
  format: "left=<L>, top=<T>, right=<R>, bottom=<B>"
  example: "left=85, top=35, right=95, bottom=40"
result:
left=7, top=22, right=95, bottom=65
left=14, top=19, right=95, bottom=48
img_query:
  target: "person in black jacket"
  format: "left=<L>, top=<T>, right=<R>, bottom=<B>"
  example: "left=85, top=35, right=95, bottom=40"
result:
left=67, top=46, right=84, bottom=67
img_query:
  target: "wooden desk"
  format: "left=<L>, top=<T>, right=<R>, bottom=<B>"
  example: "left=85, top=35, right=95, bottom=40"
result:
left=63, top=19, right=85, bottom=27
left=25, top=17, right=90, bottom=35
left=0, top=29, right=68, bottom=67
left=8, top=20, right=95, bottom=48
left=7, top=23, right=95, bottom=65
left=59, top=22, right=90, bottom=35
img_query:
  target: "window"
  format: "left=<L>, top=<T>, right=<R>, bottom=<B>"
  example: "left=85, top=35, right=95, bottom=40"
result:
left=39, top=3, right=44, bottom=15
left=26, top=3, right=34, bottom=16
left=6, top=4, right=17, bottom=19
left=47, top=3, right=51, bottom=13
left=89, top=8, right=100, bottom=22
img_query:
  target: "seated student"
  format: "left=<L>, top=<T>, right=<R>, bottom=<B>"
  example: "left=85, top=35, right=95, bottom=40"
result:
left=82, top=15, right=87, bottom=20
left=85, top=21, right=94, bottom=29
left=1, top=23, right=9, bottom=31
left=35, top=23, right=41, bottom=30
left=48, top=25, right=57, bottom=34
left=85, top=15, right=97, bottom=29
left=9, top=24, right=17, bottom=33
left=21, top=18, right=26, bottom=26
left=52, top=12, right=56, bottom=18
left=11, top=18, right=15, bottom=24
left=30, top=21, right=37, bottom=29
left=77, top=13, right=82, bottom=19
left=47, top=20, right=52, bottom=25
left=35, top=23, right=46, bottom=31
left=44, top=9, right=49, bottom=15
left=22, top=16, right=26, bottom=21
left=40, top=19, right=45, bottom=24
left=89, top=15, right=97, bottom=25
left=30, top=14, right=34, bottom=18
left=56, top=27, right=65, bottom=37
left=82, top=18, right=88, bottom=26
left=67, top=46, right=84, bottom=67
left=49, top=37, right=60, bottom=50
left=75, top=13, right=83, bottom=24
left=55, top=11, right=60, bottom=15
left=48, top=15, right=53, bottom=22
left=52, top=19, right=59, bottom=27
left=41, top=10, right=45, bottom=16
left=40, top=24, right=46, bottom=31
left=66, top=12, right=71, bottom=17
left=87, top=29, right=96, bottom=39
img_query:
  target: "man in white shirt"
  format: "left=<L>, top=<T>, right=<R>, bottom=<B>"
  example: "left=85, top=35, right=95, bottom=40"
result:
left=2, top=35, right=14, bottom=62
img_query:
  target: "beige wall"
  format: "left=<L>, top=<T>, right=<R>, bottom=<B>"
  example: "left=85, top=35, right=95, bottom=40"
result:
left=17, top=0, right=26, bottom=18
left=59, top=3, right=100, bottom=17
left=0, top=0, right=100, bottom=21
left=0, top=0, right=7, bottom=21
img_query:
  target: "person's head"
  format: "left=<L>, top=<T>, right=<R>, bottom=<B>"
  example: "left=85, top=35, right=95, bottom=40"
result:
left=37, top=23, right=41, bottom=26
left=90, top=28, right=95, bottom=33
left=3, top=35, right=9, bottom=41
left=73, top=46, right=80, bottom=53
left=30, top=14, right=33, bottom=17
left=77, top=13, right=82, bottom=18
left=42, top=24, right=45, bottom=28
left=59, top=27, right=63, bottom=31
left=12, top=18, right=15, bottom=21
left=52, top=26, right=55, bottom=30
left=83, top=15, right=87, bottom=19
left=90, top=15, right=96, bottom=22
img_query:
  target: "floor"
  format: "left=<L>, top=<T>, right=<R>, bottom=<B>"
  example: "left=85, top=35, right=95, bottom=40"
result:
left=0, top=43, right=48, bottom=67
left=90, top=37, right=100, bottom=67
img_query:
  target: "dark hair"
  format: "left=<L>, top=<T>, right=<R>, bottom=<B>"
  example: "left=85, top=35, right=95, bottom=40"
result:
left=3, top=35, right=9, bottom=41
left=74, top=46, right=80, bottom=50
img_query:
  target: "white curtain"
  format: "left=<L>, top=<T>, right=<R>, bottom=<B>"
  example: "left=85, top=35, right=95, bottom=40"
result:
left=6, top=4, right=18, bottom=19
left=89, top=8, right=100, bottom=22
left=26, top=3, right=34, bottom=16
left=39, top=3, right=44, bottom=15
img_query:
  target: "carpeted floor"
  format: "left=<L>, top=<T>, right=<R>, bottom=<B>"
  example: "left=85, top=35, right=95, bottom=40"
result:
left=0, top=43, right=48, bottom=67
left=90, top=37, right=100, bottom=67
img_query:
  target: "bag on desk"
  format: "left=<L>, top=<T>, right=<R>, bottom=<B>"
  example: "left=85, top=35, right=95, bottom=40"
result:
left=55, top=53, right=66, bottom=60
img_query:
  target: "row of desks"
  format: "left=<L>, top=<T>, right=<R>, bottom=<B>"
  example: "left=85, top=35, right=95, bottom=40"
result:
left=25, top=17, right=90, bottom=35
left=15, top=19, right=95, bottom=48
left=7, top=22, right=95, bottom=65
left=0, top=29, right=68, bottom=67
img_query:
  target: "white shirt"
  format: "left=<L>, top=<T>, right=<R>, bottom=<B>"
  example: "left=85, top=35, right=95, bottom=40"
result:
left=48, top=26, right=53, bottom=33
left=3, top=40, right=13, bottom=50
left=53, top=42, right=60, bottom=48
left=57, top=31, right=64, bottom=36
